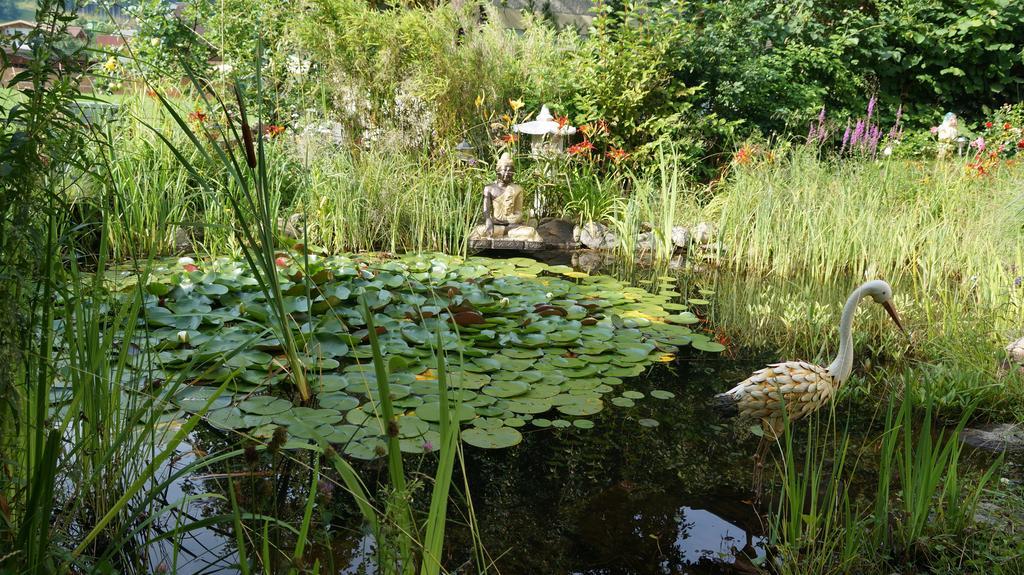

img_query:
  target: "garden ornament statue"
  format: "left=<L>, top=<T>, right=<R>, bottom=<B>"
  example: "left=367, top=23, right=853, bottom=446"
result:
left=469, top=153, right=543, bottom=245
left=512, top=104, right=577, bottom=156
left=936, top=113, right=958, bottom=158
left=512, top=105, right=577, bottom=218
left=712, top=280, right=905, bottom=491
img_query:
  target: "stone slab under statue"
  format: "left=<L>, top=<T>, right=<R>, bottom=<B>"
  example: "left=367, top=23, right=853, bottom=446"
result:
left=469, top=152, right=544, bottom=249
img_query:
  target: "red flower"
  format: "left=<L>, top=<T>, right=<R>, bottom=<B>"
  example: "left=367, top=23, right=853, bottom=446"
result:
left=146, top=89, right=158, bottom=99
left=1017, top=139, right=1024, bottom=148
left=1004, top=122, right=1012, bottom=130
left=188, top=109, right=208, bottom=123
left=579, top=123, right=592, bottom=137
left=567, top=139, right=595, bottom=155
left=264, top=124, right=285, bottom=138
left=275, top=257, right=288, bottom=267
left=985, top=121, right=993, bottom=129
left=182, top=264, right=198, bottom=272
left=555, top=115, right=569, bottom=130
left=499, top=133, right=518, bottom=144
left=606, top=147, right=628, bottom=161
left=734, top=145, right=753, bottom=165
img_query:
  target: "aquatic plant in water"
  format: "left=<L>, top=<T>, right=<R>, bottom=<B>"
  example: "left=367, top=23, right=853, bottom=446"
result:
left=79, top=253, right=720, bottom=458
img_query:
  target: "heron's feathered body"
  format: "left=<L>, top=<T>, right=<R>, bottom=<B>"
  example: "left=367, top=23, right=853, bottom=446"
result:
left=714, top=361, right=835, bottom=425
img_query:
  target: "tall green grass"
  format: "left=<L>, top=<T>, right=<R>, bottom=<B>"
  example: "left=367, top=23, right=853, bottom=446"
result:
left=769, top=384, right=1004, bottom=574
left=296, top=147, right=483, bottom=256
left=696, top=146, right=1024, bottom=289
left=72, top=89, right=487, bottom=259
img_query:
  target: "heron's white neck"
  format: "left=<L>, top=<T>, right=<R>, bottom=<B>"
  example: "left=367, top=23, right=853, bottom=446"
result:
left=827, top=285, right=866, bottom=383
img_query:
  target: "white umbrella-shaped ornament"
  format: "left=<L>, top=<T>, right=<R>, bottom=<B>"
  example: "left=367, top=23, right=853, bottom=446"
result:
left=512, top=105, right=576, bottom=218
left=512, top=105, right=576, bottom=156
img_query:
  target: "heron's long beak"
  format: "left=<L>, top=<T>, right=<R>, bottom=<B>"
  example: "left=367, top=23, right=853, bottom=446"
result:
left=882, top=300, right=905, bottom=333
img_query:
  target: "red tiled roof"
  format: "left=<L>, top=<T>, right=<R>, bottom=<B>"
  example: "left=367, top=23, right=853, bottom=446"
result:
left=93, top=34, right=126, bottom=47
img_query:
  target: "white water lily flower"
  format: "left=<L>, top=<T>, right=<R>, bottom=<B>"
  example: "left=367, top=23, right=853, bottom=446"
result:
left=177, top=330, right=189, bottom=344
left=177, top=256, right=195, bottom=266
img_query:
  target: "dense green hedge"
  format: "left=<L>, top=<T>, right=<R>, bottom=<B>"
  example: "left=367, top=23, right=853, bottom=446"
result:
left=155, top=0, right=1024, bottom=168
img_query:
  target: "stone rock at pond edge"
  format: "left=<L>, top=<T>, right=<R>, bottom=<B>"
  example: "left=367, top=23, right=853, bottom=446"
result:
left=536, top=219, right=578, bottom=247
left=173, top=225, right=203, bottom=254
left=572, top=250, right=610, bottom=273
left=576, top=221, right=618, bottom=250
left=1006, top=336, right=1024, bottom=364
left=998, top=335, right=1024, bottom=377
left=636, top=231, right=653, bottom=253
left=959, top=423, right=1024, bottom=454
left=694, top=222, right=716, bottom=246
left=671, top=226, right=691, bottom=248
left=279, top=213, right=305, bottom=240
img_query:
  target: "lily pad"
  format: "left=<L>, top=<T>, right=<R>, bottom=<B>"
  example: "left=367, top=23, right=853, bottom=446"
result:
left=505, top=398, right=553, bottom=415
left=691, top=339, right=727, bottom=353
left=416, top=402, right=477, bottom=422
left=555, top=396, right=603, bottom=416
left=611, top=397, right=635, bottom=408
left=207, top=407, right=273, bottom=430
left=461, top=426, right=523, bottom=449
left=238, top=396, right=293, bottom=416
left=482, top=380, right=531, bottom=398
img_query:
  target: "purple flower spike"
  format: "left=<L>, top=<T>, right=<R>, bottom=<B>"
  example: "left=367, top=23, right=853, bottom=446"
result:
left=866, top=96, right=877, bottom=123
left=852, top=120, right=865, bottom=147
left=869, top=125, right=881, bottom=153
left=841, top=125, right=851, bottom=154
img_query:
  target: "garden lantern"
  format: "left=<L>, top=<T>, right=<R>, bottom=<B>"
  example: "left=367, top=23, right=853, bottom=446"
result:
left=455, top=138, right=476, bottom=164
left=512, top=105, right=576, bottom=157
left=957, top=136, right=968, bottom=157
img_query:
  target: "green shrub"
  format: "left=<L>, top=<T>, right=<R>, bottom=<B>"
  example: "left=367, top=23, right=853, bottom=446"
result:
left=287, top=0, right=577, bottom=148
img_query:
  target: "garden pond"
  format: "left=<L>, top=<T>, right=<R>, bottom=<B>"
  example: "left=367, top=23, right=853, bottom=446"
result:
left=55, top=250, right=998, bottom=574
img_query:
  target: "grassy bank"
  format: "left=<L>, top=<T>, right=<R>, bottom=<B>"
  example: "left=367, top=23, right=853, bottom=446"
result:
left=671, top=147, right=1024, bottom=421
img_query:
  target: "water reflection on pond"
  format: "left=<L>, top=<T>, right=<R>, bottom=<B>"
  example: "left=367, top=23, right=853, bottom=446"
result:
left=450, top=358, right=768, bottom=574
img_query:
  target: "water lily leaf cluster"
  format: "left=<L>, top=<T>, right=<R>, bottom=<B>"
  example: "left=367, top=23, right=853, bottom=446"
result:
left=88, top=253, right=723, bottom=458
